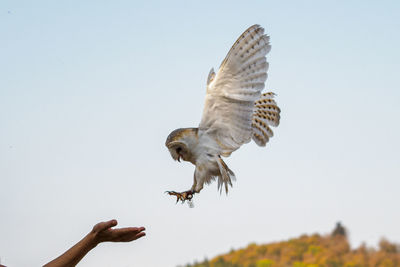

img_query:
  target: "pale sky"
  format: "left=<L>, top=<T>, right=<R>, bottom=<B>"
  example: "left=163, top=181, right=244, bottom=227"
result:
left=1, top=1, right=400, bottom=266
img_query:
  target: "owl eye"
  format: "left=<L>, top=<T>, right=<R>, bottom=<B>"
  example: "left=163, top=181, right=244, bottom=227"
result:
left=176, top=147, right=182, bottom=154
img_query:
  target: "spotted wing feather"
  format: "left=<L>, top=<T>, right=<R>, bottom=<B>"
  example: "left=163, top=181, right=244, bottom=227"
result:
left=252, top=92, right=280, bottom=146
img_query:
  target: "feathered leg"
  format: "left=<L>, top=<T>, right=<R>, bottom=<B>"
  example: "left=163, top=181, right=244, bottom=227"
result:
left=166, top=165, right=206, bottom=204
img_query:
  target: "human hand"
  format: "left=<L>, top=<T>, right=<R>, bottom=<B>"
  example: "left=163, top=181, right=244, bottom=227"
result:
left=90, top=219, right=146, bottom=246
left=43, top=219, right=146, bottom=267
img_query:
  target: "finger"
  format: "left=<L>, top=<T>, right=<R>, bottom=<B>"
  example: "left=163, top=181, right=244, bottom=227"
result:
left=134, top=231, right=146, bottom=239
left=119, top=231, right=146, bottom=242
left=110, top=219, right=118, bottom=227
left=103, top=219, right=118, bottom=230
left=121, top=226, right=145, bottom=232
left=110, top=227, right=146, bottom=241
left=93, top=219, right=118, bottom=233
left=136, top=227, right=145, bottom=232
left=112, top=227, right=145, bottom=236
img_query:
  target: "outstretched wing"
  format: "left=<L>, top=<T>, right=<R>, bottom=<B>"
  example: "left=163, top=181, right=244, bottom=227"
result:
left=199, top=25, right=271, bottom=155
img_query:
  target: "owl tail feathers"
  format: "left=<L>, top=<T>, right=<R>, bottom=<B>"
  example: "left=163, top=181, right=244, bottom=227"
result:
left=216, top=156, right=236, bottom=194
left=252, top=92, right=281, bottom=147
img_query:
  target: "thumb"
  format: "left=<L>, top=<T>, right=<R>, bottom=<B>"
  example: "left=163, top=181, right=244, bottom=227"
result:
left=93, top=219, right=118, bottom=233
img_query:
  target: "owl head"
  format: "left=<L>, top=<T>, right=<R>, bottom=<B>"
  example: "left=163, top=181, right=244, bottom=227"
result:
left=165, top=128, right=198, bottom=163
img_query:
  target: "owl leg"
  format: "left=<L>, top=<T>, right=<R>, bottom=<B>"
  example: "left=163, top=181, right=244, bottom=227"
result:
left=192, top=165, right=206, bottom=193
left=165, top=166, right=206, bottom=203
left=192, top=183, right=203, bottom=193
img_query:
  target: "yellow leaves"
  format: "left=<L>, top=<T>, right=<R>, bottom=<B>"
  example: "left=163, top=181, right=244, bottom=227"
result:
left=307, top=245, right=323, bottom=256
left=379, top=258, right=395, bottom=267
left=256, top=259, right=274, bottom=267
left=257, top=245, right=268, bottom=256
left=293, top=262, right=320, bottom=267
left=188, top=227, right=400, bottom=267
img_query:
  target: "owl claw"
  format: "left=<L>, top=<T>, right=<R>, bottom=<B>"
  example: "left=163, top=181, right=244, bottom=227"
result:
left=166, top=190, right=194, bottom=203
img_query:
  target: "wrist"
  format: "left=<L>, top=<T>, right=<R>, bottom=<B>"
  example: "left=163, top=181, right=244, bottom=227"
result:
left=86, top=230, right=100, bottom=249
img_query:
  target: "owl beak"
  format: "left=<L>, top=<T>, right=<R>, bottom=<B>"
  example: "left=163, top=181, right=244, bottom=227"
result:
left=177, top=155, right=181, bottom=162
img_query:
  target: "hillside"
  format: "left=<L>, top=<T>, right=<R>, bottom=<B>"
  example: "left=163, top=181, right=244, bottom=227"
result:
left=182, top=223, right=400, bottom=267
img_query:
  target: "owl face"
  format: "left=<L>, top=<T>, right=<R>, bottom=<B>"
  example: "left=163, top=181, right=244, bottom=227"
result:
left=166, top=141, right=188, bottom=162
left=165, top=128, right=198, bottom=163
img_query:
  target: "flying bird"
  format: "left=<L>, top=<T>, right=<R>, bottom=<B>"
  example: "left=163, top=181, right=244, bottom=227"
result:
left=166, top=25, right=280, bottom=203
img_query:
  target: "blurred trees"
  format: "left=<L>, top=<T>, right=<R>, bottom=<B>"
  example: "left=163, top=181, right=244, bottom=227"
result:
left=183, top=224, right=400, bottom=267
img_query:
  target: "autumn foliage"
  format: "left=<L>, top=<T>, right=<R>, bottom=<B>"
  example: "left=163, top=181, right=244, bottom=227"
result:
left=183, top=224, right=400, bottom=267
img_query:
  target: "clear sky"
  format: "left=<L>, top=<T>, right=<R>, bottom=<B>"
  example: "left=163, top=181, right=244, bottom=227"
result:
left=1, top=1, right=400, bottom=266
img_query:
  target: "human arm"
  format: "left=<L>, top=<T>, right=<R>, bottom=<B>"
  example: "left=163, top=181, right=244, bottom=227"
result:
left=43, top=219, right=146, bottom=267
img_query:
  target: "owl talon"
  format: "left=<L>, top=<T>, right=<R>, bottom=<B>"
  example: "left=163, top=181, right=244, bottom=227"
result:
left=166, top=190, right=194, bottom=203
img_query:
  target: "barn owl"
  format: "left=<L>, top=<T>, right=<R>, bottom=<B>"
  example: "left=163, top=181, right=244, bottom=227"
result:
left=166, top=25, right=280, bottom=203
